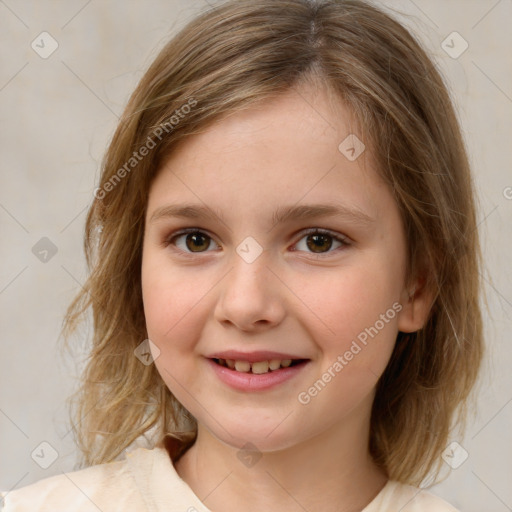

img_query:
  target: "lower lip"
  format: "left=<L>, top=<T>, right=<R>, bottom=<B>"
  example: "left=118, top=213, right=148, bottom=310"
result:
left=206, top=358, right=309, bottom=391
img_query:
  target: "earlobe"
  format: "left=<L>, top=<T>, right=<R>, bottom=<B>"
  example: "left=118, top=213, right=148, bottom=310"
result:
left=397, top=278, right=434, bottom=333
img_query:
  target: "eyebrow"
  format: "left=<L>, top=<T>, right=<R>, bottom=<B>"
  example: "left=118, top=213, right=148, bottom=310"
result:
left=149, top=203, right=374, bottom=227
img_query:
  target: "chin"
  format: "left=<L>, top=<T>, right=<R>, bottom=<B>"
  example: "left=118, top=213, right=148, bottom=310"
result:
left=205, top=417, right=303, bottom=454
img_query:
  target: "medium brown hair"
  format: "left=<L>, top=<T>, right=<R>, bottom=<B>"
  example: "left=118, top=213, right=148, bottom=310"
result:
left=62, top=0, right=483, bottom=485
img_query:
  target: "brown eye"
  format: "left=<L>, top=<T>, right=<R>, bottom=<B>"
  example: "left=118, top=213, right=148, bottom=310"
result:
left=168, top=230, right=220, bottom=253
left=184, top=232, right=212, bottom=252
left=293, top=229, right=347, bottom=255
left=306, top=233, right=333, bottom=253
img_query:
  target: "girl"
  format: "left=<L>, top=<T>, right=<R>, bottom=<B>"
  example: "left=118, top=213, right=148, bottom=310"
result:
left=1, top=0, right=483, bottom=510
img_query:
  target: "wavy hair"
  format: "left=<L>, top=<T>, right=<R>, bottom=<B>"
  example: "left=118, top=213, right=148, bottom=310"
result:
left=61, top=0, right=483, bottom=485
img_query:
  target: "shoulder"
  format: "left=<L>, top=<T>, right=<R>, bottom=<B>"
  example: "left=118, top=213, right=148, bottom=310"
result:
left=364, top=480, right=460, bottom=512
left=0, top=449, right=150, bottom=512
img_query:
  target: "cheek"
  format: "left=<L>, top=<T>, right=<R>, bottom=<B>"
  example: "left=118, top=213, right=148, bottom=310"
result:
left=141, top=262, right=212, bottom=401
left=299, top=259, right=403, bottom=371
left=141, top=258, right=206, bottom=349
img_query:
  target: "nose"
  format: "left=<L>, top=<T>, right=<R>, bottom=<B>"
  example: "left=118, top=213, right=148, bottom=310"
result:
left=213, top=252, right=286, bottom=333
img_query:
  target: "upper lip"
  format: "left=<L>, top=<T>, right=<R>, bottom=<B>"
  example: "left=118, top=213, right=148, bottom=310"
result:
left=206, top=350, right=308, bottom=363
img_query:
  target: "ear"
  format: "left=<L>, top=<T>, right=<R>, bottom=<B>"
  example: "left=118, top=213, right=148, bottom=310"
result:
left=397, top=274, right=435, bottom=333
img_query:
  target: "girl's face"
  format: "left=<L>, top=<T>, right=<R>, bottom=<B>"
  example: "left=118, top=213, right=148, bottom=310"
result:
left=141, top=84, right=428, bottom=452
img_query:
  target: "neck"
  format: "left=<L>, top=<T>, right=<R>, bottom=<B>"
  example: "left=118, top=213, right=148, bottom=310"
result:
left=173, top=403, right=387, bottom=512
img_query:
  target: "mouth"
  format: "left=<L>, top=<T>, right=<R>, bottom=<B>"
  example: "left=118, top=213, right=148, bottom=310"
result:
left=211, top=358, right=308, bottom=374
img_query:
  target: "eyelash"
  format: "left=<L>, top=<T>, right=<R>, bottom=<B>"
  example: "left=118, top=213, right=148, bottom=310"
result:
left=163, top=227, right=350, bottom=258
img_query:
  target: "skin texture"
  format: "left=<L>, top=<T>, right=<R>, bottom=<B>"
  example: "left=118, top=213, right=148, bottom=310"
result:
left=141, top=82, right=432, bottom=512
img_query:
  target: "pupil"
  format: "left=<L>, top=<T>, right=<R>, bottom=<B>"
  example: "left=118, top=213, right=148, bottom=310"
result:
left=307, top=234, right=332, bottom=253
left=186, top=232, right=209, bottom=252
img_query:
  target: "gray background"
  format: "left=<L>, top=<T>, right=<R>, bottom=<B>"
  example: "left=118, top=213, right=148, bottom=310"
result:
left=1, top=1, right=511, bottom=510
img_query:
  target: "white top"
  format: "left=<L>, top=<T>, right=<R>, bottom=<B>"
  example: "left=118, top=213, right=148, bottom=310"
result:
left=1, top=437, right=459, bottom=511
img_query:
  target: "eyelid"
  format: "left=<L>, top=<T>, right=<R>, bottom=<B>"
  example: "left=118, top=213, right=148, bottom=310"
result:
left=163, top=226, right=351, bottom=256
left=164, top=227, right=221, bottom=252
left=295, top=227, right=350, bottom=245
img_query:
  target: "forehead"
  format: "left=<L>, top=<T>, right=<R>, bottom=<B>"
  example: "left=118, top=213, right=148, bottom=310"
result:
left=147, top=84, right=389, bottom=225
left=167, top=82, right=361, bottom=166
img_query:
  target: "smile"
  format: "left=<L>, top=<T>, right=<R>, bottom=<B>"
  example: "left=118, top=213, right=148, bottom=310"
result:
left=212, top=358, right=306, bottom=374
left=207, top=357, right=310, bottom=391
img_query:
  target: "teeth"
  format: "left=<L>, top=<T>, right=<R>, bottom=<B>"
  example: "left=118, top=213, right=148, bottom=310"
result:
left=216, top=358, right=299, bottom=374
left=251, top=361, right=269, bottom=374
left=234, top=360, right=251, bottom=372
left=269, top=359, right=281, bottom=370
